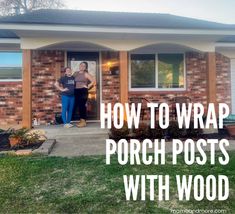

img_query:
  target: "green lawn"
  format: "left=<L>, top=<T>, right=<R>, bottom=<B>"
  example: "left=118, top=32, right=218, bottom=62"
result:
left=0, top=152, right=234, bottom=213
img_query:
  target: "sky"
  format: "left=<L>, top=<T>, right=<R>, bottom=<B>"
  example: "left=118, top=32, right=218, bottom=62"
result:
left=0, top=53, right=22, bottom=67
left=64, top=0, right=235, bottom=24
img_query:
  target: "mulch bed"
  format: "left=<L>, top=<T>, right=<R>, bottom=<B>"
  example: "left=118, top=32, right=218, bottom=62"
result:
left=0, top=133, right=43, bottom=152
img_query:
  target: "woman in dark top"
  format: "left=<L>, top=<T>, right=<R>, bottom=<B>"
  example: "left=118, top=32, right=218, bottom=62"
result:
left=54, top=67, right=75, bottom=128
left=73, top=62, right=95, bottom=127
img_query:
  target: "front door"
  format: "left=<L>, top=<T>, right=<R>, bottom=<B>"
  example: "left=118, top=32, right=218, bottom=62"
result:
left=67, top=52, right=100, bottom=120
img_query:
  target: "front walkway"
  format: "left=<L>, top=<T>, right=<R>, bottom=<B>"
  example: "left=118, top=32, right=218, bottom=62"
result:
left=39, top=122, right=109, bottom=157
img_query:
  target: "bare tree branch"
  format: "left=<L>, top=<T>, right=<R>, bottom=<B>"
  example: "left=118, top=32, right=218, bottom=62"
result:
left=0, top=0, right=65, bottom=16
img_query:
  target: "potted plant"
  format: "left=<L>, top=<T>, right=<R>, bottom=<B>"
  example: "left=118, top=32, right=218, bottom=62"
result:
left=9, top=128, right=29, bottom=147
left=0, top=129, right=13, bottom=146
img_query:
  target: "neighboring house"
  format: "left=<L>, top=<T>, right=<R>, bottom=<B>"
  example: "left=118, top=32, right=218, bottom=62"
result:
left=0, top=9, right=235, bottom=128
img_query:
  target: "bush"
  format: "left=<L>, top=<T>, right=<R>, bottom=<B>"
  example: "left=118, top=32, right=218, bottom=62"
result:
left=132, top=122, right=150, bottom=139
left=149, top=122, right=164, bottom=139
left=186, top=121, right=203, bottom=137
left=166, top=121, right=183, bottom=139
left=109, top=122, right=129, bottom=140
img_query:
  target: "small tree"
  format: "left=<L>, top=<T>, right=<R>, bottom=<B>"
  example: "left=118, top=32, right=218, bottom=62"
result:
left=0, top=0, right=65, bottom=16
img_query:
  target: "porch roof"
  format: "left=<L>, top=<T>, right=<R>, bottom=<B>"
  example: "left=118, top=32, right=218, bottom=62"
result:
left=0, top=9, right=235, bottom=30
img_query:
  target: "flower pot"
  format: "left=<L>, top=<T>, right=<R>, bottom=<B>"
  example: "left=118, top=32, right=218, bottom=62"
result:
left=9, top=137, right=21, bottom=147
left=226, top=125, right=235, bottom=137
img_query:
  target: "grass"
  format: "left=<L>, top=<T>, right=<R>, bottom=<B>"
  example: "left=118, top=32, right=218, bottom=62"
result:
left=0, top=152, right=234, bottom=213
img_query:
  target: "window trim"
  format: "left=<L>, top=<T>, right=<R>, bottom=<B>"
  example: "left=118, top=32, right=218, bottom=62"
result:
left=129, top=52, right=186, bottom=92
left=0, top=51, right=22, bottom=82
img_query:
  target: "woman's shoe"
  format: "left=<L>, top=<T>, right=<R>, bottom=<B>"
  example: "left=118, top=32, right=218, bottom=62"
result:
left=77, top=119, right=86, bottom=128
left=64, top=123, right=73, bottom=128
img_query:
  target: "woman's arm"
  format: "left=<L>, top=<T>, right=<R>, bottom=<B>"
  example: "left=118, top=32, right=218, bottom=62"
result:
left=54, top=81, right=68, bottom=92
left=86, top=73, right=96, bottom=90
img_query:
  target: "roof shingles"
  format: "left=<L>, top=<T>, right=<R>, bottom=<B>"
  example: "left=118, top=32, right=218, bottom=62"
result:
left=0, top=9, right=235, bottom=30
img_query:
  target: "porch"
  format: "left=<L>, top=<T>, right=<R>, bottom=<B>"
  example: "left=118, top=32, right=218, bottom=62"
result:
left=36, top=122, right=235, bottom=157
left=20, top=42, right=219, bottom=128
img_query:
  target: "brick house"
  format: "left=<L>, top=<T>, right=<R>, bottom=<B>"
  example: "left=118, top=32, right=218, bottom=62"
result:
left=0, top=9, right=235, bottom=128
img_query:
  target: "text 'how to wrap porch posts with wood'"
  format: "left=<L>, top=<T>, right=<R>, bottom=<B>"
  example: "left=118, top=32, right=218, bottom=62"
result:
left=119, top=51, right=129, bottom=120
left=22, top=49, right=32, bottom=128
left=206, top=52, right=217, bottom=112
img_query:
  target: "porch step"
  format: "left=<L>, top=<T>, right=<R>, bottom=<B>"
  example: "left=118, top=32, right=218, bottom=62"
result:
left=36, top=123, right=109, bottom=139
left=35, top=123, right=109, bottom=156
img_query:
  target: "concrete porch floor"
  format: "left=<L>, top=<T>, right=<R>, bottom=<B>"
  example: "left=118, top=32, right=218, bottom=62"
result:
left=36, top=122, right=235, bottom=157
left=37, top=122, right=109, bottom=157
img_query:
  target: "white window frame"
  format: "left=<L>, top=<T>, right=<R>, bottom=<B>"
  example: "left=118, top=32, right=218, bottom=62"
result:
left=129, top=53, right=186, bottom=92
left=0, top=51, right=22, bottom=82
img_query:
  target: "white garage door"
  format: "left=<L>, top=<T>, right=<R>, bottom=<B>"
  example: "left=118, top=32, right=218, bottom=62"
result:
left=231, top=59, right=235, bottom=114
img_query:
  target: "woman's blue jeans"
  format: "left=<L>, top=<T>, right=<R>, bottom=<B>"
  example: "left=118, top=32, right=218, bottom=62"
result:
left=61, top=95, right=75, bottom=124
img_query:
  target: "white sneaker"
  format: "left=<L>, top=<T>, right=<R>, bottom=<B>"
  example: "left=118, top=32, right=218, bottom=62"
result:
left=63, top=123, right=73, bottom=128
left=67, top=123, right=74, bottom=128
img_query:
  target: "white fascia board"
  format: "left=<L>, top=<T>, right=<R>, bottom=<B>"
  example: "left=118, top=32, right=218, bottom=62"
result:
left=1, top=23, right=235, bottom=35
left=215, top=42, right=235, bottom=47
left=0, top=38, right=20, bottom=44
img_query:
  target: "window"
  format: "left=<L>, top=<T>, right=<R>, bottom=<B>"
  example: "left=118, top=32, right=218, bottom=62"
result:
left=0, top=52, right=22, bottom=80
left=131, top=54, right=155, bottom=88
left=130, top=53, right=185, bottom=90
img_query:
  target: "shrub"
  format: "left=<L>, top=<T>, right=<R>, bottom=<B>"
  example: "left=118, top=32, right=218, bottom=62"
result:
left=166, top=121, right=183, bottom=139
left=10, top=128, right=29, bottom=140
left=186, top=121, right=203, bottom=137
left=149, top=122, right=164, bottom=139
left=109, top=122, right=129, bottom=140
left=132, top=122, right=150, bottom=139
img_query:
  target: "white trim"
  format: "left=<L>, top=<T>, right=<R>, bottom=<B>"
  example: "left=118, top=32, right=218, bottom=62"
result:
left=0, top=79, right=22, bottom=82
left=129, top=88, right=186, bottom=92
left=216, top=42, right=235, bottom=47
left=0, top=38, right=20, bottom=44
left=129, top=53, right=186, bottom=92
left=2, top=23, right=235, bottom=36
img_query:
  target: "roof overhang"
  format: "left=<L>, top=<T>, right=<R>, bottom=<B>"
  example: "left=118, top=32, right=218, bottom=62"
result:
left=1, top=23, right=235, bottom=36
left=1, top=23, right=235, bottom=52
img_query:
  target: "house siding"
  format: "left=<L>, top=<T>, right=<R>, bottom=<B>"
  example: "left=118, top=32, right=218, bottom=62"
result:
left=0, top=82, right=22, bottom=126
left=101, top=52, right=120, bottom=105
left=216, top=53, right=231, bottom=109
left=31, top=50, right=64, bottom=125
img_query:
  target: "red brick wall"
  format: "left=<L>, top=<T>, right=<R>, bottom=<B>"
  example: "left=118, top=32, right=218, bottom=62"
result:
left=0, top=82, right=22, bottom=126
left=216, top=53, right=231, bottom=109
left=32, top=50, right=64, bottom=125
left=101, top=52, right=120, bottom=104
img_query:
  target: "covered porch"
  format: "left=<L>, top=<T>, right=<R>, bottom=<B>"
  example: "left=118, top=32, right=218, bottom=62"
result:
left=21, top=44, right=218, bottom=128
